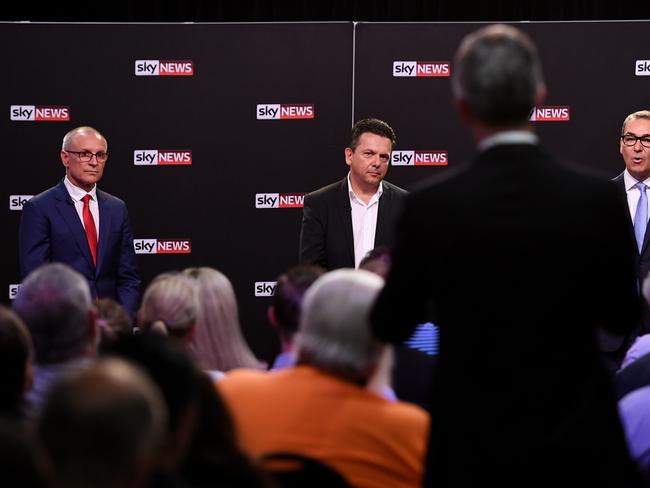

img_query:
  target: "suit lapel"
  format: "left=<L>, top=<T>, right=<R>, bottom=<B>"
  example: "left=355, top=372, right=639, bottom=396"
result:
left=375, top=184, right=391, bottom=246
left=336, top=178, right=355, bottom=266
left=96, top=190, right=112, bottom=275
left=54, top=182, right=95, bottom=271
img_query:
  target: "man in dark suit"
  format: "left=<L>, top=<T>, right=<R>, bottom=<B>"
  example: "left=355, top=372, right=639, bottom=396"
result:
left=299, top=118, right=407, bottom=270
left=371, top=24, right=642, bottom=487
left=19, top=126, right=140, bottom=319
left=602, top=111, right=650, bottom=369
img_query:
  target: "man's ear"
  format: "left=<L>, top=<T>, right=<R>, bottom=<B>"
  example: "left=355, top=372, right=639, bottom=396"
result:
left=344, top=147, right=353, bottom=167
left=454, top=98, right=474, bottom=125
left=534, top=82, right=547, bottom=107
left=61, top=150, right=70, bottom=169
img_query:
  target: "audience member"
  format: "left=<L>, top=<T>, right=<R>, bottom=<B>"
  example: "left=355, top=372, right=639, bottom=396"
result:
left=371, top=24, right=641, bottom=486
left=96, top=297, right=132, bottom=353
left=184, top=267, right=263, bottom=376
left=37, top=358, right=167, bottom=488
left=12, top=263, right=96, bottom=416
left=0, top=305, right=33, bottom=421
left=267, top=264, right=325, bottom=370
left=219, top=269, right=429, bottom=488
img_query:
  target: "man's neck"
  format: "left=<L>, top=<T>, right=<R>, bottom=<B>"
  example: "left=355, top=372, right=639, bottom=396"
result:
left=349, top=175, right=380, bottom=204
left=472, top=121, right=534, bottom=146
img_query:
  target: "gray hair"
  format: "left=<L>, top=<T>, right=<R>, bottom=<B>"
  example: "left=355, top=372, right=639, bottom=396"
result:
left=452, top=24, right=544, bottom=126
left=622, top=110, right=650, bottom=135
left=297, top=269, right=385, bottom=384
left=13, top=263, right=93, bottom=365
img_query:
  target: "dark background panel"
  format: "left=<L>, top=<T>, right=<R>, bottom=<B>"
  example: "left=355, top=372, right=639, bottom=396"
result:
left=0, top=22, right=353, bottom=364
left=354, top=21, right=650, bottom=194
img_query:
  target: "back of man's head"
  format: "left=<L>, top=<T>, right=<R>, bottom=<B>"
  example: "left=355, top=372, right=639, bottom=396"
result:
left=38, top=358, right=167, bottom=488
left=297, top=269, right=385, bottom=384
left=271, top=265, right=325, bottom=342
left=452, top=24, right=544, bottom=127
left=13, top=263, right=93, bottom=365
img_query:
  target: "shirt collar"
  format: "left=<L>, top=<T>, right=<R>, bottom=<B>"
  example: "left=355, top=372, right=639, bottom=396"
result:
left=623, top=169, right=650, bottom=191
left=64, top=176, right=97, bottom=202
left=347, top=173, right=383, bottom=203
left=478, top=130, right=539, bottom=152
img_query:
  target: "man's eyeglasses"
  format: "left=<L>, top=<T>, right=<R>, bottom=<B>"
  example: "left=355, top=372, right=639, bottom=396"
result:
left=621, top=134, right=650, bottom=149
left=65, top=150, right=109, bottom=163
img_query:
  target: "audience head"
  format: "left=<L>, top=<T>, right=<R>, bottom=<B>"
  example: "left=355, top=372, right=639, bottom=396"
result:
left=184, top=267, right=261, bottom=372
left=37, top=358, right=167, bottom=488
left=0, top=306, right=33, bottom=416
left=104, top=333, right=202, bottom=470
left=270, top=265, right=325, bottom=345
left=452, top=23, right=545, bottom=128
left=139, top=272, right=198, bottom=342
left=359, top=246, right=392, bottom=278
left=13, top=263, right=94, bottom=365
left=96, top=297, right=132, bottom=353
left=297, top=269, right=385, bottom=384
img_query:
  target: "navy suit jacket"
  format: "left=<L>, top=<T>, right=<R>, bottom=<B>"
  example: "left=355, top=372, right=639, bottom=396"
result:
left=299, top=177, right=407, bottom=270
left=19, top=180, right=140, bottom=319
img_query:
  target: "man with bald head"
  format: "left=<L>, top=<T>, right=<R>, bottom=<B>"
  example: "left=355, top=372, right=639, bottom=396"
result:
left=19, top=126, right=140, bottom=319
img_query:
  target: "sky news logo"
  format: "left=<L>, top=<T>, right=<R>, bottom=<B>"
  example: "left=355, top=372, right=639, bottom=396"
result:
left=9, top=284, right=21, bottom=300
left=636, top=60, right=650, bottom=76
left=529, top=106, right=570, bottom=122
left=133, top=239, right=192, bottom=254
left=10, top=105, right=70, bottom=121
left=393, top=61, right=451, bottom=77
left=391, top=150, right=448, bottom=166
left=255, top=193, right=305, bottom=208
left=255, top=281, right=277, bottom=297
left=134, top=60, right=194, bottom=76
left=134, top=150, right=192, bottom=165
left=256, top=104, right=315, bottom=120
left=9, top=195, right=33, bottom=210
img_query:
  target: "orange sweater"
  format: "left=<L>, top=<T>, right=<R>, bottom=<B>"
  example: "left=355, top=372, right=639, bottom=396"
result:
left=218, top=365, right=429, bottom=488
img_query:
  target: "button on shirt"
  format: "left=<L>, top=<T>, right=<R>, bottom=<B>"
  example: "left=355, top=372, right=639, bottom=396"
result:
left=624, top=170, right=650, bottom=227
left=348, top=174, right=382, bottom=268
left=63, top=177, right=99, bottom=240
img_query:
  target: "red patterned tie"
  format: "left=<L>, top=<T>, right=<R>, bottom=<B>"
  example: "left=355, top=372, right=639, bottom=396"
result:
left=82, top=194, right=98, bottom=266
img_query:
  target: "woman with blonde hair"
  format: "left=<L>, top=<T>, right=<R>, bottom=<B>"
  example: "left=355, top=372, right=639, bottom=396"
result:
left=138, top=272, right=199, bottom=343
left=184, top=267, right=263, bottom=374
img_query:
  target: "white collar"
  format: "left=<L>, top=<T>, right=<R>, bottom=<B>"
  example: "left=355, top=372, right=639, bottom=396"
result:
left=63, top=176, right=97, bottom=202
left=478, top=130, right=539, bottom=152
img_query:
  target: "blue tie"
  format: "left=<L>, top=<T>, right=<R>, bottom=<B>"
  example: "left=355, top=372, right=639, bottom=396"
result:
left=635, top=181, right=648, bottom=252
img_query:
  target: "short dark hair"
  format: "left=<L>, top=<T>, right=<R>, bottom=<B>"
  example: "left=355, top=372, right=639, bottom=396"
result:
left=272, top=265, right=325, bottom=340
left=359, top=246, right=392, bottom=278
left=349, top=118, right=396, bottom=151
left=0, top=306, right=32, bottom=412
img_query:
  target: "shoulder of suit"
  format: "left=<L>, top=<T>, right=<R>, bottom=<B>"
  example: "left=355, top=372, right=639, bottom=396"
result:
left=382, top=180, right=408, bottom=197
left=305, top=178, right=347, bottom=200
left=96, top=188, right=127, bottom=207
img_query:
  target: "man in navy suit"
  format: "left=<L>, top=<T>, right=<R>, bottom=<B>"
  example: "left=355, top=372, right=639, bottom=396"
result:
left=19, top=126, right=140, bottom=320
left=372, top=24, right=641, bottom=487
left=299, top=118, right=407, bottom=270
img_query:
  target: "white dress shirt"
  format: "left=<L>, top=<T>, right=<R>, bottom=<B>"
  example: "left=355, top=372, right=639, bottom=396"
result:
left=347, top=173, right=382, bottom=268
left=63, top=177, right=100, bottom=239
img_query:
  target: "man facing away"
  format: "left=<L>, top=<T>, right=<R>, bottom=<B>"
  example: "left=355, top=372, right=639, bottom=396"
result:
left=19, top=126, right=140, bottom=319
left=371, top=24, right=641, bottom=487
left=299, top=118, right=407, bottom=269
